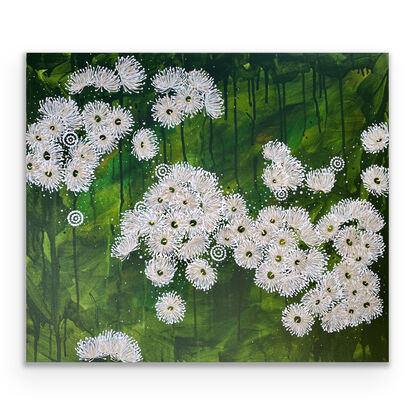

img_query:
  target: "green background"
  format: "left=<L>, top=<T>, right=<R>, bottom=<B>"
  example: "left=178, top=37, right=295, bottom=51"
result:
left=26, top=53, right=388, bottom=362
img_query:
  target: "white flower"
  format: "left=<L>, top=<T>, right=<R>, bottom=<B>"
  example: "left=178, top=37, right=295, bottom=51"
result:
left=229, top=215, right=253, bottom=243
left=271, top=228, right=297, bottom=251
left=316, top=213, right=342, bottom=241
left=357, top=269, right=380, bottom=295
left=120, top=210, right=142, bottom=238
left=64, top=158, right=95, bottom=193
left=332, top=260, right=362, bottom=285
left=204, top=88, right=224, bottom=119
left=257, top=206, right=286, bottom=229
left=333, top=226, right=362, bottom=259
left=131, top=128, right=159, bottom=160
left=39, top=97, right=82, bottom=130
left=306, top=168, right=335, bottom=193
left=152, top=95, right=183, bottom=129
left=222, top=193, right=247, bottom=219
left=147, top=227, right=178, bottom=256
left=38, top=115, right=65, bottom=140
left=70, top=141, right=99, bottom=167
left=179, top=234, right=209, bottom=261
left=93, top=66, right=120, bottom=92
left=137, top=209, right=164, bottom=236
left=304, top=248, right=327, bottom=281
left=254, top=260, right=282, bottom=293
left=26, top=153, right=40, bottom=185
left=76, top=330, right=143, bottom=362
left=175, top=87, right=203, bottom=117
left=82, top=101, right=111, bottom=132
left=36, top=161, right=63, bottom=192
left=361, top=123, right=389, bottom=153
left=251, top=220, right=274, bottom=247
left=187, top=69, right=214, bottom=93
left=111, top=235, right=138, bottom=261
left=234, top=239, right=263, bottom=269
left=353, top=292, right=383, bottom=323
left=358, top=231, right=385, bottom=265
left=216, top=226, right=235, bottom=247
left=186, top=258, right=217, bottom=291
left=155, top=291, right=186, bottom=324
left=301, top=289, right=333, bottom=317
left=151, top=67, right=187, bottom=94
left=285, top=207, right=310, bottom=230
left=108, top=106, right=134, bottom=138
left=321, top=304, right=349, bottom=333
left=262, top=140, right=291, bottom=164
left=361, top=165, right=389, bottom=196
left=115, top=56, right=146, bottom=93
left=66, top=65, right=95, bottom=94
left=26, top=122, right=49, bottom=150
left=87, top=126, right=118, bottom=154
left=265, top=243, right=289, bottom=266
left=282, top=303, right=314, bottom=337
left=145, top=256, right=176, bottom=287
left=317, top=272, right=344, bottom=301
left=35, top=140, right=62, bottom=165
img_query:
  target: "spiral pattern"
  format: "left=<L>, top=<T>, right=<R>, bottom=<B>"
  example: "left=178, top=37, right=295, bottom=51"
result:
left=62, top=131, right=79, bottom=148
left=329, top=156, right=345, bottom=172
left=210, top=245, right=227, bottom=262
left=275, top=188, right=288, bottom=201
left=155, top=163, right=171, bottom=180
left=67, top=210, right=84, bottom=227
left=134, top=201, right=146, bottom=213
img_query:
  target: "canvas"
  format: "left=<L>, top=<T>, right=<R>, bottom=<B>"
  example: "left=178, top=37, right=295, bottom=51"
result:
left=26, top=53, right=389, bottom=362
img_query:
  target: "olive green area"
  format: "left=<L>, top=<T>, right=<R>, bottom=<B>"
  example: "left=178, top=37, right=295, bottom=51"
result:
left=26, top=53, right=388, bottom=362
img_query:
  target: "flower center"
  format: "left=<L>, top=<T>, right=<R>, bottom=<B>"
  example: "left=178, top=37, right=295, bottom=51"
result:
left=374, top=177, right=381, bottom=184
left=171, top=221, right=178, bottom=229
left=45, top=170, right=52, bottom=177
left=149, top=221, right=155, bottom=226
left=348, top=309, right=354, bottom=314
left=27, top=163, right=33, bottom=170
left=315, top=299, right=320, bottom=305
left=114, top=118, right=122, bottom=125
left=365, top=243, right=370, bottom=248
left=94, top=115, right=101, bottom=123
left=362, top=280, right=368, bottom=286
left=72, top=170, right=79, bottom=177
left=35, top=135, right=42, bottom=141
left=345, top=272, right=351, bottom=279
left=261, top=229, right=267, bottom=236
left=246, top=251, right=253, bottom=258
left=294, top=316, right=301, bottom=323
left=200, top=268, right=207, bottom=276
left=166, top=109, right=173, bottom=115
left=185, top=96, right=192, bottom=102
left=237, top=225, right=245, bottom=233
left=140, top=141, right=144, bottom=148
left=99, top=134, right=106, bottom=141
left=346, top=238, right=353, bottom=246
left=364, top=302, right=370, bottom=308
left=355, top=256, right=362, bottom=262
left=169, top=187, right=175, bottom=193
left=327, top=287, right=331, bottom=293
left=279, top=238, right=286, bottom=246
left=157, top=270, right=164, bottom=276
left=49, top=125, right=55, bottom=131
left=270, top=218, right=276, bottom=224
left=294, top=259, right=300, bottom=265
left=190, top=219, right=197, bottom=227
left=161, top=238, right=168, bottom=245
left=275, top=255, right=282, bottom=262
left=376, top=138, right=382, bottom=142
left=167, top=306, right=173, bottom=311
left=157, top=197, right=163, bottom=203
left=352, top=290, right=357, bottom=296
left=327, top=225, right=334, bottom=232
left=267, top=271, right=274, bottom=280
left=231, top=207, right=237, bottom=212
left=43, top=151, right=51, bottom=161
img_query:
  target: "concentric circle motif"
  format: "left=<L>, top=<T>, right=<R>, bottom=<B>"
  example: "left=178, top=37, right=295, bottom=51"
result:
left=210, top=245, right=227, bottom=262
left=134, top=201, right=146, bottom=213
left=275, top=188, right=288, bottom=201
left=67, top=210, right=84, bottom=227
left=62, top=131, right=79, bottom=147
left=329, top=156, right=345, bottom=172
left=155, top=163, right=171, bottom=180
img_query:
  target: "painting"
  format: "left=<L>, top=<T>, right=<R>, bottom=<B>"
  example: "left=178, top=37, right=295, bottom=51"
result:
left=26, top=53, right=389, bottom=362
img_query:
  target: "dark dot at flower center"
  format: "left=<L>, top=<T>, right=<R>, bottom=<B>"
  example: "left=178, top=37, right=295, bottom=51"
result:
left=279, top=239, right=286, bottom=246
left=169, top=187, right=175, bottom=193
left=157, top=270, right=164, bottom=276
left=190, top=220, right=197, bottom=227
left=352, top=290, right=357, bottom=296
left=261, top=229, right=267, bottom=236
left=49, top=125, right=55, bottom=131
left=327, top=225, right=334, bottom=232
left=171, top=221, right=178, bottom=229
left=376, top=138, right=382, bottom=142
left=114, top=118, right=122, bottom=125
left=45, top=170, right=52, bottom=177
left=73, top=170, right=79, bottom=177
left=270, top=218, right=276, bottom=224
left=374, top=177, right=381, bottom=184
left=161, top=238, right=168, bottom=245
left=294, top=259, right=300, bottom=265
left=294, top=316, right=301, bottom=323
left=149, top=221, right=155, bottom=226
left=348, top=309, right=354, bottom=314
left=99, top=134, right=106, bottom=141
left=94, top=115, right=101, bottom=123
left=275, top=255, right=282, bottom=262
left=346, top=238, right=353, bottom=246
left=167, top=306, right=173, bottom=311
left=166, top=109, right=173, bottom=115
left=140, top=141, right=144, bottom=148
left=43, top=151, right=51, bottom=160
left=246, top=251, right=253, bottom=258
left=355, top=256, right=362, bottom=262
left=345, top=272, right=351, bottom=279
left=363, top=281, right=368, bottom=286
left=200, top=268, right=207, bottom=276
left=267, top=271, right=274, bottom=280
left=231, top=207, right=237, bottom=212
left=315, top=300, right=320, bottom=305
left=35, top=135, right=42, bottom=141
left=157, top=197, right=163, bottom=203
left=27, top=163, right=33, bottom=170
left=237, top=226, right=245, bottom=233
left=365, top=243, right=370, bottom=248
left=364, top=302, right=370, bottom=308
left=185, top=96, right=191, bottom=102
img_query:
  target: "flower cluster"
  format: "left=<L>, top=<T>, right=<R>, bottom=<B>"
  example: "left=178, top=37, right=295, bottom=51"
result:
left=26, top=97, right=137, bottom=194
left=151, top=67, right=224, bottom=128
left=282, top=198, right=385, bottom=336
left=66, top=56, right=146, bottom=94
left=112, top=163, right=229, bottom=323
left=75, top=330, right=143, bottom=362
left=262, top=140, right=305, bottom=200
